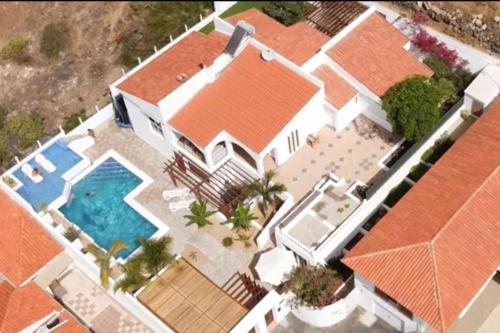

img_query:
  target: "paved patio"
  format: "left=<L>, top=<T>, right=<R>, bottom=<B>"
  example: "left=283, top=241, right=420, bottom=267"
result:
left=265, top=117, right=399, bottom=200
left=82, top=122, right=261, bottom=286
left=274, top=307, right=398, bottom=333
left=56, top=268, right=151, bottom=333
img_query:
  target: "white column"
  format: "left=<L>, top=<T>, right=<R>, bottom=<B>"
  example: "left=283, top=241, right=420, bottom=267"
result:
left=253, top=317, right=268, bottom=333
left=256, top=157, right=265, bottom=178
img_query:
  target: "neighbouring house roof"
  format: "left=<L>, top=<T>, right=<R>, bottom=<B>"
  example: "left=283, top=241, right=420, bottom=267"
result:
left=117, top=31, right=227, bottom=105
left=0, top=281, right=87, bottom=333
left=0, top=190, right=62, bottom=286
left=312, top=65, right=357, bottom=109
left=342, top=99, right=500, bottom=332
left=327, top=13, right=433, bottom=97
left=226, top=8, right=329, bottom=66
left=169, top=46, right=320, bottom=153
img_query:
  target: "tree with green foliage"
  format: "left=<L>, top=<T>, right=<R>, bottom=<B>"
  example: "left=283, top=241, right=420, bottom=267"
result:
left=424, top=55, right=474, bottom=95
left=263, top=1, right=307, bottom=26
left=245, top=170, right=286, bottom=217
left=225, top=202, right=257, bottom=231
left=383, top=76, right=453, bottom=142
left=0, top=36, right=30, bottom=62
left=131, top=236, right=175, bottom=276
left=114, top=259, right=149, bottom=293
left=184, top=200, right=216, bottom=228
left=85, top=240, right=128, bottom=289
left=40, top=22, right=69, bottom=58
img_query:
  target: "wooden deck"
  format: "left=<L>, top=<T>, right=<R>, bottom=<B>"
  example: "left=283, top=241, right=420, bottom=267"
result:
left=138, top=259, right=248, bottom=333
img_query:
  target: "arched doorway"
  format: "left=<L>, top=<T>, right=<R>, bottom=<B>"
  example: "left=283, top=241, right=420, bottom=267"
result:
left=212, top=141, right=228, bottom=165
left=178, top=136, right=206, bottom=163
left=232, top=143, right=257, bottom=170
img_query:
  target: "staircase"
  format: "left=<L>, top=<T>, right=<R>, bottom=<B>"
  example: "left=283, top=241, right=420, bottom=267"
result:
left=223, top=272, right=267, bottom=309
left=87, top=159, right=132, bottom=181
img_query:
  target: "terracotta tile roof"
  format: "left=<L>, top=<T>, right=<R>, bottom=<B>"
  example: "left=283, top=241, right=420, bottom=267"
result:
left=0, top=281, right=88, bottom=333
left=118, top=32, right=226, bottom=105
left=327, top=13, right=433, bottom=97
left=312, top=65, right=357, bottom=109
left=226, top=8, right=329, bottom=65
left=0, top=190, right=62, bottom=286
left=168, top=46, right=320, bottom=153
left=343, top=99, right=500, bottom=332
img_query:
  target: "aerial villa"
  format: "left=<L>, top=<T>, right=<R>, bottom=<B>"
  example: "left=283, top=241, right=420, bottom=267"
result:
left=1, top=1, right=499, bottom=333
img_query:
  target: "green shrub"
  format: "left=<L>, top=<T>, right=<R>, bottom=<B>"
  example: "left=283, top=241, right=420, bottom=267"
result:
left=2, top=176, right=16, bottom=188
left=63, top=226, right=81, bottom=242
left=0, top=36, right=30, bottom=61
left=263, top=1, right=306, bottom=26
left=284, top=266, right=341, bottom=308
left=1, top=113, right=44, bottom=150
left=119, top=2, right=210, bottom=67
left=424, top=55, right=474, bottom=95
left=222, top=237, right=233, bottom=247
left=0, top=104, right=6, bottom=128
left=383, top=76, right=444, bottom=142
left=40, top=22, right=69, bottom=58
left=63, top=109, right=87, bottom=132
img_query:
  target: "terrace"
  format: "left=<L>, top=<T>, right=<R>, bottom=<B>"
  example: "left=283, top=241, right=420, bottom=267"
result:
left=265, top=116, right=399, bottom=201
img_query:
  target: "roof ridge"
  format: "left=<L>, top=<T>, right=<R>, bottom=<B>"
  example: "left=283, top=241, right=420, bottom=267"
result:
left=14, top=216, right=25, bottom=286
left=431, top=165, right=500, bottom=246
left=428, top=241, right=446, bottom=333
left=343, top=241, right=429, bottom=262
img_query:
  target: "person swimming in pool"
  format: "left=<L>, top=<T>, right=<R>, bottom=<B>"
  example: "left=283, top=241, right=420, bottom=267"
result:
left=85, top=191, right=95, bottom=197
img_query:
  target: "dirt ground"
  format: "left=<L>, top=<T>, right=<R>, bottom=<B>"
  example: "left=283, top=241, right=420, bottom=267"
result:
left=0, top=2, right=134, bottom=132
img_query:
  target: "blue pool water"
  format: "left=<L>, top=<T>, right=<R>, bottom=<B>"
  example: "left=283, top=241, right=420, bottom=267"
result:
left=15, top=139, right=82, bottom=211
left=60, top=158, right=158, bottom=258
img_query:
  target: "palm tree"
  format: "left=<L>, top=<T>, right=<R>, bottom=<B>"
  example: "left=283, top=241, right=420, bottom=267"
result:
left=85, top=240, right=128, bottom=290
left=184, top=200, right=216, bottom=228
left=114, top=259, right=149, bottom=293
left=225, top=202, right=257, bottom=231
left=134, top=236, right=175, bottom=276
left=246, top=170, right=286, bottom=216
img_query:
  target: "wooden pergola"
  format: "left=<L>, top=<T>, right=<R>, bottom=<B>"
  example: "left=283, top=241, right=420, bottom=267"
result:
left=304, top=1, right=368, bottom=37
left=163, top=152, right=256, bottom=217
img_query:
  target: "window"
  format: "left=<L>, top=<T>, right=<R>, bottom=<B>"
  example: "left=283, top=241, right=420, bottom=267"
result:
left=149, top=117, right=163, bottom=136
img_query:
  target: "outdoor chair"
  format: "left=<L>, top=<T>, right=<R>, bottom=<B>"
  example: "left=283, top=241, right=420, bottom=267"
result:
left=162, top=187, right=190, bottom=201
left=35, top=153, right=56, bottom=173
left=21, top=163, right=43, bottom=183
left=169, top=198, right=195, bottom=212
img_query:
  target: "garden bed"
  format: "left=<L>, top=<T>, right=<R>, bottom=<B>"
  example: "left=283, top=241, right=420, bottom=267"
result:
left=384, top=181, right=413, bottom=208
left=362, top=207, right=388, bottom=231
left=408, top=163, right=431, bottom=182
left=421, top=138, right=454, bottom=164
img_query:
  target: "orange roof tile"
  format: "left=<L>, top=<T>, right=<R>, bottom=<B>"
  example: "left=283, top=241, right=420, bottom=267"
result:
left=343, top=98, right=500, bottom=332
left=118, top=32, right=226, bottom=105
left=0, top=190, right=62, bottom=286
left=312, top=65, right=357, bottom=109
left=227, top=8, right=329, bottom=65
left=327, top=13, right=433, bottom=97
left=168, top=46, right=319, bottom=153
left=0, top=281, right=88, bottom=333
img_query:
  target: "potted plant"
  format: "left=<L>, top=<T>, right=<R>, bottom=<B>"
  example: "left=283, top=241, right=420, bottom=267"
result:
left=38, top=202, right=48, bottom=215
left=63, top=226, right=81, bottom=242
left=2, top=176, right=16, bottom=188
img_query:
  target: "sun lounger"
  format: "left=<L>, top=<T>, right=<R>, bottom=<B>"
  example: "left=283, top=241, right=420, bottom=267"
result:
left=21, top=163, right=43, bottom=183
left=169, top=199, right=195, bottom=212
left=35, top=153, right=56, bottom=173
left=162, top=187, right=190, bottom=201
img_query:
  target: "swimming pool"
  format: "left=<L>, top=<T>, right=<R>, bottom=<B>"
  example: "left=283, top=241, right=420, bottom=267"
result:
left=60, top=157, right=158, bottom=258
left=14, top=139, right=83, bottom=211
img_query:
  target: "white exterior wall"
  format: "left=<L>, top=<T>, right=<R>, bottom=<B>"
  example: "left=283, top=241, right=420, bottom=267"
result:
left=359, top=95, right=393, bottom=131
left=260, top=90, right=326, bottom=166
left=326, top=95, right=362, bottom=131
left=121, top=91, right=173, bottom=157
left=355, top=274, right=426, bottom=333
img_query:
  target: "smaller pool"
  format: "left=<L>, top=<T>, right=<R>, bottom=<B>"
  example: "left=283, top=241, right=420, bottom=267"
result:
left=14, top=139, right=83, bottom=211
left=60, top=158, right=158, bottom=258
